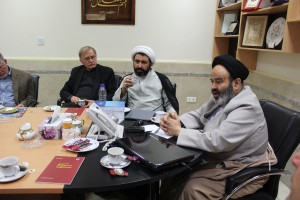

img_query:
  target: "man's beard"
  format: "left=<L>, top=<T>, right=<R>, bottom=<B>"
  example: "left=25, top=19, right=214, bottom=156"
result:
left=134, top=67, right=151, bottom=77
left=212, top=84, right=235, bottom=106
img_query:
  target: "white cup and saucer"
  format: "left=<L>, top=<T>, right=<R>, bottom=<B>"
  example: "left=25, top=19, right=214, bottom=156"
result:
left=100, top=147, right=130, bottom=169
left=107, top=147, right=124, bottom=165
left=151, top=111, right=166, bottom=124
left=0, top=156, right=20, bottom=178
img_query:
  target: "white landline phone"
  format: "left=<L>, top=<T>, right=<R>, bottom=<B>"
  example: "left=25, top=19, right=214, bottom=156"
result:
left=86, top=103, right=124, bottom=143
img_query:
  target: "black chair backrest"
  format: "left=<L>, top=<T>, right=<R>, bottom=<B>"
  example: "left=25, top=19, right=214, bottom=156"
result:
left=115, top=74, right=122, bottom=88
left=259, top=99, right=300, bottom=197
left=172, top=82, right=176, bottom=95
left=31, top=75, right=40, bottom=102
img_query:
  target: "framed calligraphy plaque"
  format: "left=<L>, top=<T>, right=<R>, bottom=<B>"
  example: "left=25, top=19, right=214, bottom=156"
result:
left=81, top=0, right=135, bottom=25
left=242, top=15, right=268, bottom=48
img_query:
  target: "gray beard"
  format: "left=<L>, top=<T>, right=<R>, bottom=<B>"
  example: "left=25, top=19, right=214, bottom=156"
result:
left=213, top=84, right=235, bottom=106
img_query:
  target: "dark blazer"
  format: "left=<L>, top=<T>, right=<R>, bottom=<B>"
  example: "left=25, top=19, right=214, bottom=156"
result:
left=11, top=67, right=36, bottom=106
left=59, top=64, right=116, bottom=101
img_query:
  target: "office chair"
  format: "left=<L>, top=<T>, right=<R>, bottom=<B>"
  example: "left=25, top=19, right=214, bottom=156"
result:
left=57, top=74, right=122, bottom=106
left=223, top=99, right=300, bottom=200
left=114, top=74, right=122, bottom=88
left=27, top=74, right=39, bottom=107
left=172, top=82, right=176, bottom=95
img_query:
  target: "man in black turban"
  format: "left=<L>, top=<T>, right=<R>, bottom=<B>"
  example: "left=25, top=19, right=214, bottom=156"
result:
left=212, top=54, right=249, bottom=82
left=160, top=54, right=277, bottom=199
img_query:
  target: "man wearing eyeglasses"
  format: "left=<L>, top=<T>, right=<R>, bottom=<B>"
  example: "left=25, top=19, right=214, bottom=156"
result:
left=0, top=52, right=36, bottom=107
left=59, top=46, right=116, bottom=107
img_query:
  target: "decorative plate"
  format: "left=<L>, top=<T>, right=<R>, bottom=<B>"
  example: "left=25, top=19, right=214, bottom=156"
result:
left=266, top=17, right=286, bottom=49
left=63, top=138, right=99, bottom=152
left=0, top=107, right=18, bottom=114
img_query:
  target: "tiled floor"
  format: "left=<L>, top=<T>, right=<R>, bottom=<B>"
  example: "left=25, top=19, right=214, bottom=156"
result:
left=85, top=181, right=291, bottom=200
left=276, top=181, right=290, bottom=200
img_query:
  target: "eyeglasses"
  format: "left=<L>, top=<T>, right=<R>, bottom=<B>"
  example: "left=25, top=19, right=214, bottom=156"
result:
left=82, top=55, right=96, bottom=62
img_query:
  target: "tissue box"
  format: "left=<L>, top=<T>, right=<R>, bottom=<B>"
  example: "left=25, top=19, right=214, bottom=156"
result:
left=95, top=100, right=125, bottom=122
left=38, top=113, right=69, bottom=140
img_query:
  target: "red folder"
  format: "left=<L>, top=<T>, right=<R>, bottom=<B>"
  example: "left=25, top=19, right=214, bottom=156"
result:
left=65, top=107, right=85, bottom=116
left=36, top=156, right=84, bottom=185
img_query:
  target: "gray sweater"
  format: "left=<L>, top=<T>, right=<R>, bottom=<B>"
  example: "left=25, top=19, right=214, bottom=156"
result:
left=179, top=86, right=268, bottom=164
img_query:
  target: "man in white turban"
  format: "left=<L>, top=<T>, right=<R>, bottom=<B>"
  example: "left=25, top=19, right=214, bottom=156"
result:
left=113, top=45, right=179, bottom=113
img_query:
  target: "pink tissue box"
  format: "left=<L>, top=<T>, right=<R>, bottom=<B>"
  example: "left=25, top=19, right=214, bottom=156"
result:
left=38, top=114, right=68, bottom=140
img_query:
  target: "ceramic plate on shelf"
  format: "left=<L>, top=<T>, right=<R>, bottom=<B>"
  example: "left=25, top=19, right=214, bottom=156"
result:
left=43, top=105, right=57, bottom=112
left=0, top=107, right=18, bottom=114
left=0, top=169, right=28, bottom=183
left=266, top=17, right=285, bottom=49
left=100, top=155, right=130, bottom=169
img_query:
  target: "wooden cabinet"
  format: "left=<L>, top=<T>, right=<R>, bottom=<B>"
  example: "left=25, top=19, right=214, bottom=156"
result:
left=212, top=0, right=300, bottom=70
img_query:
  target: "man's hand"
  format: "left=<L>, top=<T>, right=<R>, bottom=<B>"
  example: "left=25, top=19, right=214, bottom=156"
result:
left=84, top=99, right=94, bottom=108
left=121, top=75, right=135, bottom=98
left=160, top=112, right=181, bottom=136
left=288, top=152, right=300, bottom=200
left=71, top=96, right=81, bottom=104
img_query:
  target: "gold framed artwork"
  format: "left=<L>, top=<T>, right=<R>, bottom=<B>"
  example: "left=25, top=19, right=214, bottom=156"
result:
left=225, top=21, right=239, bottom=35
left=81, top=0, right=135, bottom=25
left=221, top=11, right=239, bottom=34
left=218, top=0, right=236, bottom=8
left=242, top=0, right=271, bottom=11
left=242, top=15, right=268, bottom=48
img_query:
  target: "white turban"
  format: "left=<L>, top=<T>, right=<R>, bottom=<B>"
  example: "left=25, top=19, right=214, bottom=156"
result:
left=131, top=45, right=156, bottom=66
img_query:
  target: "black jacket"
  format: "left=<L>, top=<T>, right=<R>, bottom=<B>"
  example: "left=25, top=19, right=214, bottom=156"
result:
left=60, top=64, right=116, bottom=101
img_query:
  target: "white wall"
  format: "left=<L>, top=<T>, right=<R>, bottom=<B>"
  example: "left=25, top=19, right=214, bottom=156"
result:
left=1, top=0, right=300, bottom=82
left=0, top=0, right=215, bottom=62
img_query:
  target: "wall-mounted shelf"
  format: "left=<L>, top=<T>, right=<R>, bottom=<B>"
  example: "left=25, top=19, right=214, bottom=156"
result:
left=212, top=0, right=300, bottom=70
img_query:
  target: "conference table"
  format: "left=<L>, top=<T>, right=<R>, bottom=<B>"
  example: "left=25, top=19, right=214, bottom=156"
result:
left=0, top=107, right=203, bottom=200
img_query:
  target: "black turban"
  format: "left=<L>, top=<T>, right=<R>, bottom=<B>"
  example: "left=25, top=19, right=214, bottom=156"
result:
left=212, top=55, right=249, bottom=81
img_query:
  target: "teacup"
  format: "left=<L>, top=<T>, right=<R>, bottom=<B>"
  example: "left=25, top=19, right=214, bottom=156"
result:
left=0, top=156, right=20, bottom=177
left=77, top=99, right=86, bottom=107
left=16, top=122, right=35, bottom=140
left=130, top=75, right=137, bottom=84
left=107, top=147, right=124, bottom=164
left=151, top=111, right=166, bottom=123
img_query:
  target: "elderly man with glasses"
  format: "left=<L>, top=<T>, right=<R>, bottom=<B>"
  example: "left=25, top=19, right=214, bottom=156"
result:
left=0, top=52, right=36, bottom=107
left=59, top=46, right=116, bottom=107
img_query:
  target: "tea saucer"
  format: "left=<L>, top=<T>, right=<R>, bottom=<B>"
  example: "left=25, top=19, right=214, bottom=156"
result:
left=100, top=155, right=130, bottom=169
left=43, top=105, right=57, bottom=112
left=151, top=118, right=160, bottom=124
left=124, top=107, right=131, bottom=113
left=0, top=169, right=28, bottom=182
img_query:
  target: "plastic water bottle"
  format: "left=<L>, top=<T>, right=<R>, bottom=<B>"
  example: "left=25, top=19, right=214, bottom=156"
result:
left=98, top=83, right=107, bottom=106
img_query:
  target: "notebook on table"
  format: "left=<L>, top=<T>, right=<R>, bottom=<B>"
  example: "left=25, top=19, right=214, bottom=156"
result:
left=116, top=133, right=194, bottom=172
left=124, top=109, right=155, bottom=121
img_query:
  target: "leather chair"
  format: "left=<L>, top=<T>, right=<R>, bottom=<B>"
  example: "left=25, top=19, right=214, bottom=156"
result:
left=223, top=99, right=300, bottom=200
left=27, top=74, right=39, bottom=107
left=57, top=74, right=123, bottom=106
